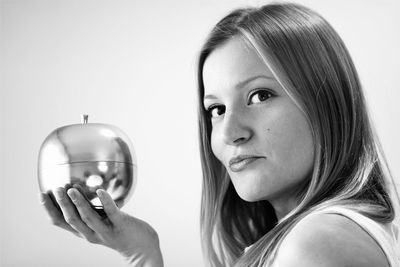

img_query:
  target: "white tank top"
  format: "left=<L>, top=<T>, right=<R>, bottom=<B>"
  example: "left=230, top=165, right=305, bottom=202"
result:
left=310, top=205, right=400, bottom=267
left=244, top=205, right=400, bottom=266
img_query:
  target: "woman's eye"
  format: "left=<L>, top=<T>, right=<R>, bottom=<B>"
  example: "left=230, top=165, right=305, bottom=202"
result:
left=249, top=90, right=273, bottom=104
left=207, top=105, right=226, bottom=118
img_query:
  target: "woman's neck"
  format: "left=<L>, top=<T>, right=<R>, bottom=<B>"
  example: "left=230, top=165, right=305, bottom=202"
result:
left=270, top=196, right=298, bottom=221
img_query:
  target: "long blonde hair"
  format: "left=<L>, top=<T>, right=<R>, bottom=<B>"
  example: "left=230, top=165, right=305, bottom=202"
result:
left=197, top=3, right=399, bottom=267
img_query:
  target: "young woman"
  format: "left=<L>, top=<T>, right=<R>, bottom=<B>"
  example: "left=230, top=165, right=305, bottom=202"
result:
left=39, top=3, right=400, bottom=267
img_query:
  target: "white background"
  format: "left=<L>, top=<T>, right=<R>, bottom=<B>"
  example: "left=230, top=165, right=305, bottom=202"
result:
left=1, top=0, right=399, bottom=266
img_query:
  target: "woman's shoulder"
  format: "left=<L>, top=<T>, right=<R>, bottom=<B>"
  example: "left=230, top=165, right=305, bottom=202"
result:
left=273, top=211, right=390, bottom=267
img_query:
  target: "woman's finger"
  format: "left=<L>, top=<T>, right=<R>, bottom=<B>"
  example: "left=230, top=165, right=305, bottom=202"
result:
left=39, top=192, right=80, bottom=235
left=66, top=188, right=108, bottom=235
left=96, top=189, right=120, bottom=222
left=53, top=188, right=99, bottom=243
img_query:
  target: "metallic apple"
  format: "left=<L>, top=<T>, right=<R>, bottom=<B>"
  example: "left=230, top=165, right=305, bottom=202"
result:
left=37, top=115, right=137, bottom=215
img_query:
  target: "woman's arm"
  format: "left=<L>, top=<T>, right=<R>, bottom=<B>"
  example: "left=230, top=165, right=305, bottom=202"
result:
left=40, top=186, right=163, bottom=267
left=273, top=213, right=389, bottom=267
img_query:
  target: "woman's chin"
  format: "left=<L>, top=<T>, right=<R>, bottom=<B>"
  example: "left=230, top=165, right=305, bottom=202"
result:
left=235, top=187, right=267, bottom=202
left=230, top=174, right=271, bottom=202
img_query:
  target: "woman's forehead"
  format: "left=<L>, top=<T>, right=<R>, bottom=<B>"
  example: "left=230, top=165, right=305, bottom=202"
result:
left=202, top=37, right=275, bottom=96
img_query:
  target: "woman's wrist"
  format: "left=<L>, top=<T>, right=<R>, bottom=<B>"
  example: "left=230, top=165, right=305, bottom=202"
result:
left=121, top=233, right=163, bottom=267
left=123, top=247, right=164, bottom=267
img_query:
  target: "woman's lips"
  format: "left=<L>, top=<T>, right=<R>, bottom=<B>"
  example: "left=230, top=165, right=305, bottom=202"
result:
left=228, top=156, right=263, bottom=172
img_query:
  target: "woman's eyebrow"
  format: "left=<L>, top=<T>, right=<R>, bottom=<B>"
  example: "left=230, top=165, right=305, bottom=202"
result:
left=203, top=75, right=274, bottom=100
left=204, top=95, right=217, bottom=100
left=235, top=75, right=274, bottom=89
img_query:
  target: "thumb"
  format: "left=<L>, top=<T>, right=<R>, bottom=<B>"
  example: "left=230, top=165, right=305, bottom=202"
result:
left=96, top=189, right=120, bottom=221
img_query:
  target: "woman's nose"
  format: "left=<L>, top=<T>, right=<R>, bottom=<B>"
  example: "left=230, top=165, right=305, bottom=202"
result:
left=221, top=110, right=252, bottom=146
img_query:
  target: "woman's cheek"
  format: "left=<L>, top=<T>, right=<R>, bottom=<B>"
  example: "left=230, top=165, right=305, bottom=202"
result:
left=210, top=129, right=224, bottom=163
left=265, top=108, right=314, bottom=179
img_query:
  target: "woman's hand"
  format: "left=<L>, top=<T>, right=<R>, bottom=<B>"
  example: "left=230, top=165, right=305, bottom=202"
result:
left=39, top=187, right=163, bottom=267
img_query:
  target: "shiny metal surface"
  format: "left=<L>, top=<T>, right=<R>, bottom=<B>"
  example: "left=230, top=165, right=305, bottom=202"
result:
left=38, top=115, right=137, bottom=211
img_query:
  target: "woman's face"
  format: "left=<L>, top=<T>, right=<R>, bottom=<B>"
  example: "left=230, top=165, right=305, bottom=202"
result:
left=202, top=37, right=314, bottom=203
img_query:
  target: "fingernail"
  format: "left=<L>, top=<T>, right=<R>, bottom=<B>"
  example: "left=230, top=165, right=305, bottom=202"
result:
left=96, top=189, right=104, bottom=197
left=54, top=188, right=64, bottom=200
left=67, top=189, right=77, bottom=202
